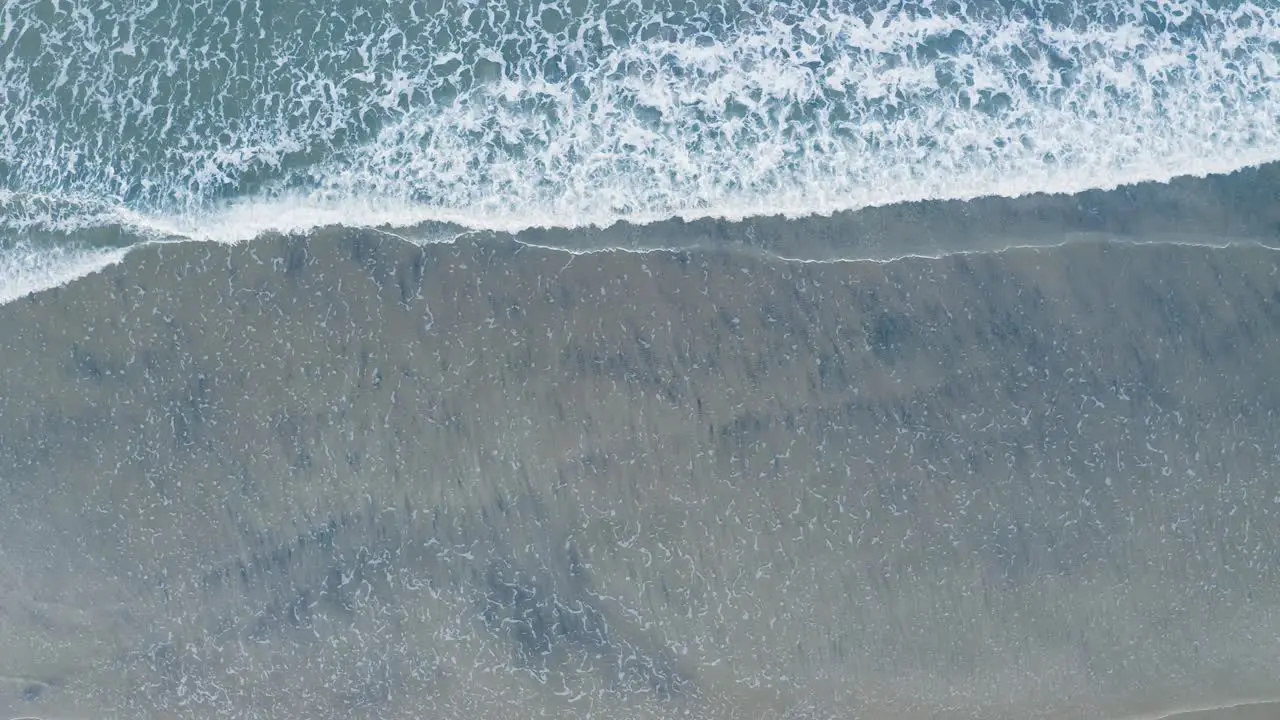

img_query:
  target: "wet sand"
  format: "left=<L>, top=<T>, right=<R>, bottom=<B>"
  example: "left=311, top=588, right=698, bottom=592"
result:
left=1, top=233, right=1278, bottom=719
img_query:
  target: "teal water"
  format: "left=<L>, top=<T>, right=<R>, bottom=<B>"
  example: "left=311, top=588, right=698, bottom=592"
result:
left=2, top=0, right=1280, bottom=302
left=2, top=0, right=1279, bottom=244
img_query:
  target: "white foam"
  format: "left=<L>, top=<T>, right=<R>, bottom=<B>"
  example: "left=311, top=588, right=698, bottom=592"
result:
left=0, top=241, right=130, bottom=305
left=138, top=150, right=1280, bottom=245
left=0, top=0, right=1277, bottom=242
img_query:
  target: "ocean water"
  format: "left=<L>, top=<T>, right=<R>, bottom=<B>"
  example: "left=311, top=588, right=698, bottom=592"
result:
left=1, top=0, right=1280, bottom=718
left=3, top=0, right=1280, bottom=260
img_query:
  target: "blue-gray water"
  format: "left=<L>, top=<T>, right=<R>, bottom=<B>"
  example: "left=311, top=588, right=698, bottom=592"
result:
left=2, top=0, right=1280, bottom=718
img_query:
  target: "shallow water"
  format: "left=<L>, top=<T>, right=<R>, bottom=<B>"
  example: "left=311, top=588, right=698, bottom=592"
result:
left=3, top=224, right=1280, bottom=718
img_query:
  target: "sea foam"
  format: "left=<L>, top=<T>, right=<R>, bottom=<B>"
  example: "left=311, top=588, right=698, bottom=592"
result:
left=1, top=0, right=1278, bottom=294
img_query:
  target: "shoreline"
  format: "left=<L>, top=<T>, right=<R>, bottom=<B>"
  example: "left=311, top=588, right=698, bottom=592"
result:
left=3, top=159, right=1279, bottom=307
